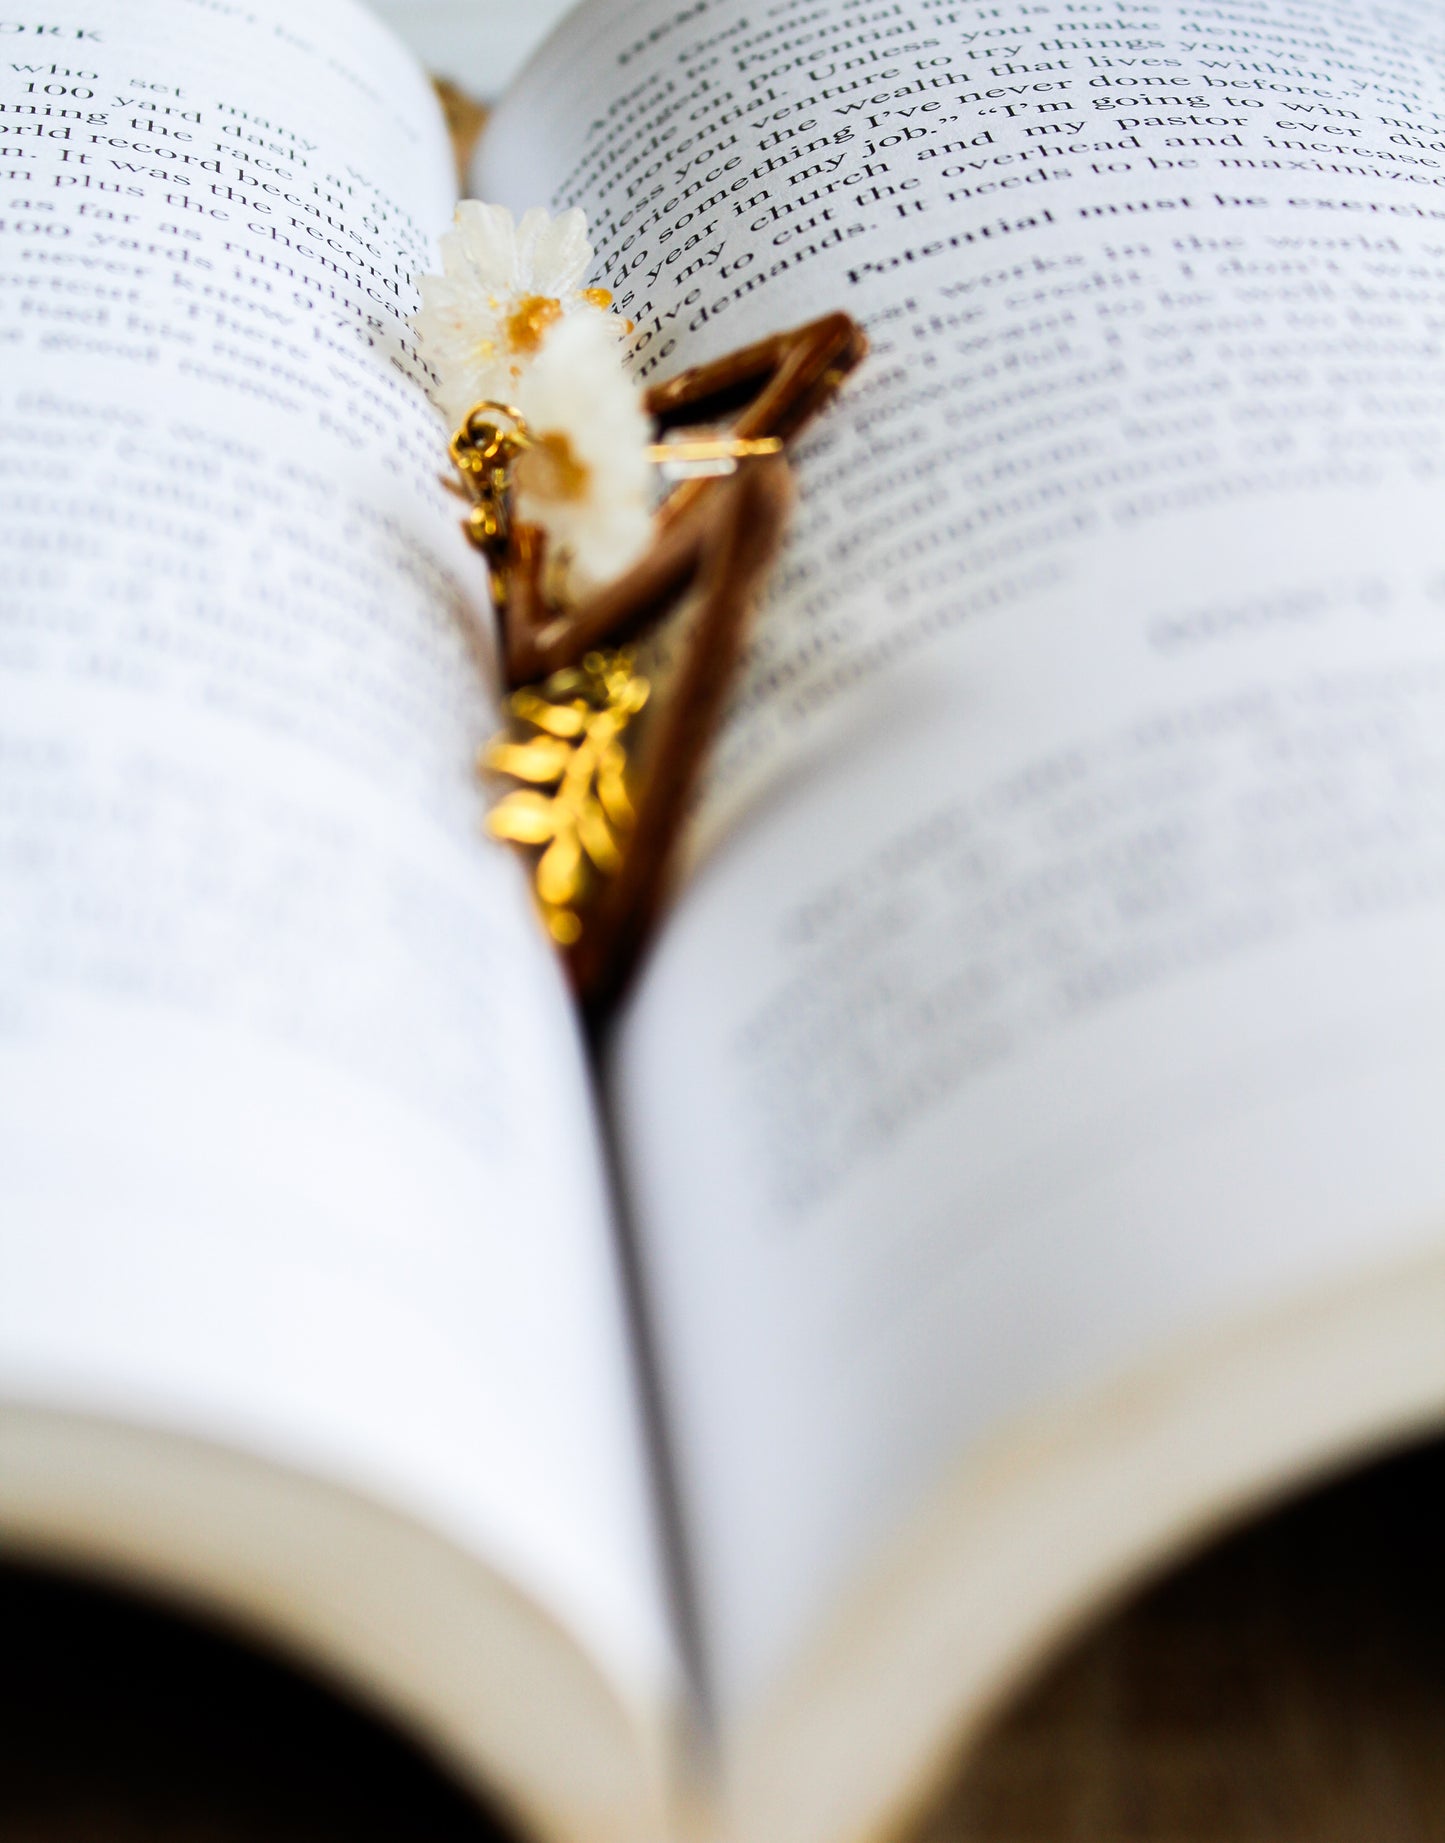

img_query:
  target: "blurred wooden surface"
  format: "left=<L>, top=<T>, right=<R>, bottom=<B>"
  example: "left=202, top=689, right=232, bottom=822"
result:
left=4, top=1440, right=1445, bottom=1843
left=924, top=1438, right=1445, bottom=1843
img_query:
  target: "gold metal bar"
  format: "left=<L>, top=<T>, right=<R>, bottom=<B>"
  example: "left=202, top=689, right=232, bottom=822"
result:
left=646, top=436, right=784, bottom=463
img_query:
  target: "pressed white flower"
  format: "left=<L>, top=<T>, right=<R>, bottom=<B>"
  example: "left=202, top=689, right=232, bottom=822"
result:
left=512, top=311, right=654, bottom=602
left=413, top=200, right=622, bottom=425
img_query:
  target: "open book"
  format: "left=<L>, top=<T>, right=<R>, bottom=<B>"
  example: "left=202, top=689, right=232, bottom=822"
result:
left=3, top=0, right=1445, bottom=1839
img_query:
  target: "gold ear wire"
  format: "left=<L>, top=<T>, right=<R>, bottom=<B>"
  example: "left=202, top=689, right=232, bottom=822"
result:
left=450, top=401, right=530, bottom=463
left=448, top=402, right=533, bottom=563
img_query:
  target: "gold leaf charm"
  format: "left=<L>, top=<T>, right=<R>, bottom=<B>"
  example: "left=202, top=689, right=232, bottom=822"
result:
left=482, top=650, right=650, bottom=947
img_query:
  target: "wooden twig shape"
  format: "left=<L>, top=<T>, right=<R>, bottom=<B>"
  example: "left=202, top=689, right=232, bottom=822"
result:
left=567, top=454, right=792, bottom=1015
left=492, top=311, right=865, bottom=686
left=646, top=309, right=868, bottom=522
left=481, top=456, right=791, bottom=1016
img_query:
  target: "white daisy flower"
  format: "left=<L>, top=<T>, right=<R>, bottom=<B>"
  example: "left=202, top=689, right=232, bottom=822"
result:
left=512, top=310, right=654, bottom=602
left=413, top=200, right=622, bottom=425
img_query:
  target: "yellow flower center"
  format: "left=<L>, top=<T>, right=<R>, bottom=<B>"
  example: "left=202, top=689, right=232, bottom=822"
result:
left=517, top=431, right=591, bottom=504
left=506, top=294, right=565, bottom=354
left=583, top=287, right=613, bottom=310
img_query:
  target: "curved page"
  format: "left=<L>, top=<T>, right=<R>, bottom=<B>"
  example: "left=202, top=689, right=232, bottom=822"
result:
left=483, top=0, right=1445, bottom=1830
left=0, top=2, right=677, bottom=1830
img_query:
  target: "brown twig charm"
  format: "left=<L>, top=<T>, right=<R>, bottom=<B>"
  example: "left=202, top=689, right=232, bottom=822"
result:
left=456, top=311, right=863, bottom=1013
left=484, top=457, right=794, bottom=1015
left=413, top=199, right=864, bottom=1009
left=450, top=312, right=867, bottom=687
left=645, top=310, right=869, bottom=529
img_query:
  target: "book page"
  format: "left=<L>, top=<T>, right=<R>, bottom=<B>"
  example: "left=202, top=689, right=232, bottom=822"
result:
left=0, top=0, right=677, bottom=1758
left=481, top=0, right=1445, bottom=1783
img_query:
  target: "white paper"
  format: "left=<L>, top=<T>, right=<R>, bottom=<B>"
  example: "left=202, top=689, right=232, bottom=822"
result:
left=0, top=0, right=674, bottom=1712
left=484, top=0, right=1445, bottom=1726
